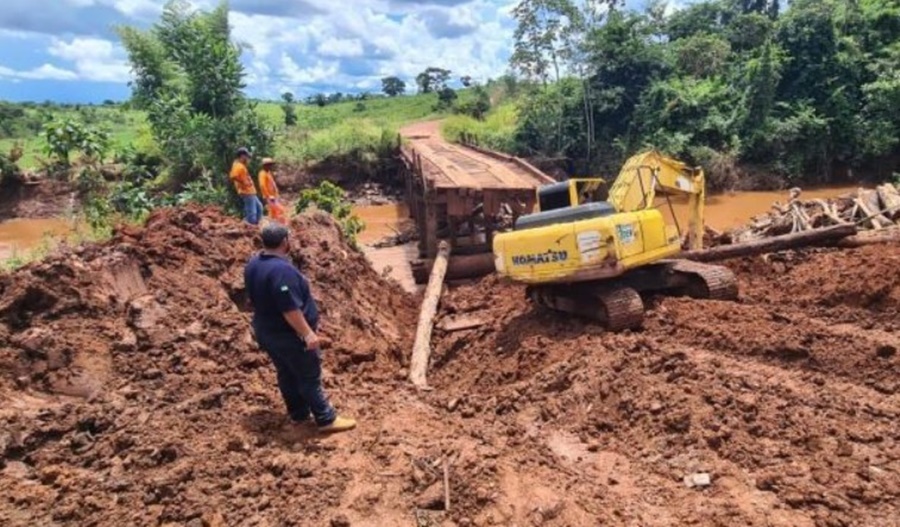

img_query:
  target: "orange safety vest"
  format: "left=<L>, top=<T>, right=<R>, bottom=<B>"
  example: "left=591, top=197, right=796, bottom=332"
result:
left=258, top=169, right=287, bottom=223
left=229, top=161, right=256, bottom=195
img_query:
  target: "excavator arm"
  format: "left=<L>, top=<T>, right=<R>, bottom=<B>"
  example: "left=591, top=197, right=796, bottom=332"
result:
left=607, top=150, right=706, bottom=251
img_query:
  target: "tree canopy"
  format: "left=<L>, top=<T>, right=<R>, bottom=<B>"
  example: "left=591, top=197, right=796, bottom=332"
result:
left=117, top=0, right=272, bottom=186
left=509, top=0, right=900, bottom=188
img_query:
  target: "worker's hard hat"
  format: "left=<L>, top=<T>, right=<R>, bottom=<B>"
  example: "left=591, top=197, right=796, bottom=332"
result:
left=236, top=147, right=251, bottom=157
left=262, top=157, right=275, bottom=166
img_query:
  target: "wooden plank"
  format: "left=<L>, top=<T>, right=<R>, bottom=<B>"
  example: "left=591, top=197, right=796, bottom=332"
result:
left=409, top=241, right=451, bottom=389
left=438, top=315, right=486, bottom=333
left=447, top=191, right=467, bottom=215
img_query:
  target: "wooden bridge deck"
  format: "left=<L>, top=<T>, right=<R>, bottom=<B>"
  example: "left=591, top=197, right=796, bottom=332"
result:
left=398, top=122, right=555, bottom=273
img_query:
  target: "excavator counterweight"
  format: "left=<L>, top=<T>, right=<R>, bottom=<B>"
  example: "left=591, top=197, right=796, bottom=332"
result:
left=492, top=150, right=738, bottom=330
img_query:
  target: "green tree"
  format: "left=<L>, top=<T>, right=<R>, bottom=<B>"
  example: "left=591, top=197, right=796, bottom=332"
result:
left=674, top=33, right=732, bottom=78
left=282, top=92, right=298, bottom=127
left=416, top=67, right=452, bottom=93
left=117, top=0, right=272, bottom=188
left=41, top=119, right=110, bottom=167
left=381, top=76, right=406, bottom=97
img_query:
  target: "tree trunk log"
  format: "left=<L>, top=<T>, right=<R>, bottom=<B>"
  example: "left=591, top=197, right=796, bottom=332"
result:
left=876, top=184, right=900, bottom=220
left=835, top=226, right=900, bottom=248
left=856, top=189, right=893, bottom=229
left=412, top=253, right=495, bottom=284
left=409, top=241, right=451, bottom=389
left=680, top=224, right=858, bottom=262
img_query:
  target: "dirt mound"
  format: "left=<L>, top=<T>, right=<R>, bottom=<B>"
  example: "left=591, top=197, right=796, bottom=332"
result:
left=0, top=206, right=418, bottom=525
left=2, top=205, right=899, bottom=526
left=428, top=246, right=900, bottom=526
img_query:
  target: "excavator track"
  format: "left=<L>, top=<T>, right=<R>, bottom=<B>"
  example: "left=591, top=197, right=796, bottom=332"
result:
left=667, top=260, right=739, bottom=301
left=527, top=285, right=645, bottom=331
left=523, top=260, right=738, bottom=332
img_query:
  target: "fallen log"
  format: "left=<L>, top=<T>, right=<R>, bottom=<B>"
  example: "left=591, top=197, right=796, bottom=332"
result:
left=409, top=241, right=451, bottom=389
left=876, top=184, right=900, bottom=220
left=856, top=189, right=893, bottom=229
left=811, top=198, right=848, bottom=225
left=835, top=226, right=900, bottom=248
left=681, top=224, right=858, bottom=262
left=412, top=253, right=495, bottom=284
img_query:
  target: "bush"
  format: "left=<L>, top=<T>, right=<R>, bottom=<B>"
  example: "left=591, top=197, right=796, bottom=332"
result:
left=442, top=103, right=519, bottom=154
left=295, top=181, right=365, bottom=246
left=41, top=118, right=110, bottom=167
left=453, top=86, right=491, bottom=120
left=0, top=151, right=21, bottom=187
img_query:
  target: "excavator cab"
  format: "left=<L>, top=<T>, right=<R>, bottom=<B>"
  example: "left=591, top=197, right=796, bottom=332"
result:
left=537, top=178, right=608, bottom=212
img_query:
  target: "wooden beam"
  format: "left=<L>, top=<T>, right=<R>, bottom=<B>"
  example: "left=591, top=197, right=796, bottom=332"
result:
left=680, top=224, right=858, bottom=262
left=409, top=241, right=452, bottom=389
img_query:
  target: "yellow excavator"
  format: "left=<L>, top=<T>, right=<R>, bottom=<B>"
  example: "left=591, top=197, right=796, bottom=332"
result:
left=492, top=150, right=738, bottom=330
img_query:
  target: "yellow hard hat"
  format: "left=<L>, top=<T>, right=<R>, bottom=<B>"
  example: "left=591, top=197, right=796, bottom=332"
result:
left=262, top=157, right=276, bottom=166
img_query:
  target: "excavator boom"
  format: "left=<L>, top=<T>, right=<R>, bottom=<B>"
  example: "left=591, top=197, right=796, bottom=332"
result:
left=606, top=150, right=706, bottom=251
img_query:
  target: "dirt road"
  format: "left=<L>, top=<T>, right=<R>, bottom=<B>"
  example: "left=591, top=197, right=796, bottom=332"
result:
left=0, top=206, right=898, bottom=526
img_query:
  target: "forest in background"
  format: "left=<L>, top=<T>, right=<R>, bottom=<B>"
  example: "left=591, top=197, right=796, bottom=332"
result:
left=478, top=0, right=900, bottom=190
left=2, top=0, right=899, bottom=215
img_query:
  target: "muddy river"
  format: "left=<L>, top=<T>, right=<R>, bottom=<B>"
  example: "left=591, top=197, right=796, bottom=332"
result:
left=0, top=217, right=82, bottom=261
left=0, top=186, right=860, bottom=268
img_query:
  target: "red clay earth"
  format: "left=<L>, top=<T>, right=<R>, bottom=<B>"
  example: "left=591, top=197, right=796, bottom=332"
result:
left=1, top=207, right=898, bottom=526
left=0, top=179, right=78, bottom=220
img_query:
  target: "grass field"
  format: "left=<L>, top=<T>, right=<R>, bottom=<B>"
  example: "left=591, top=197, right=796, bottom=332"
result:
left=259, top=92, right=446, bottom=164
left=1, top=92, right=455, bottom=170
left=0, top=88, right=518, bottom=173
left=441, top=101, right=519, bottom=154
left=0, top=106, right=149, bottom=169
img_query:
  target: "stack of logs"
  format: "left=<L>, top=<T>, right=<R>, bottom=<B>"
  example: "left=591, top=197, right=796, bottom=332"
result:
left=718, top=183, right=900, bottom=246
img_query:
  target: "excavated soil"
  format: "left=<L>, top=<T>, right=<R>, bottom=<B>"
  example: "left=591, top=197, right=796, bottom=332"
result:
left=431, top=245, right=900, bottom=526
left=1, top=207, right=898, bottom=526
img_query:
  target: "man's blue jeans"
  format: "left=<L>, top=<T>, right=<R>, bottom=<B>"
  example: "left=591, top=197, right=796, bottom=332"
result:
left=242, top=195, right=264, bottom=225
left=252, top=329, right=337, bottom=426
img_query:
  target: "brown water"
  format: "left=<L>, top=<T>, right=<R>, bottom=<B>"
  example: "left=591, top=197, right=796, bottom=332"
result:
left=0, top=218, right=80, bottom=260
left=661, top=185, right=859, bottom=232
left=0, top=186, right=862, bottom=270
left=354, top=203, right=413, bottom=245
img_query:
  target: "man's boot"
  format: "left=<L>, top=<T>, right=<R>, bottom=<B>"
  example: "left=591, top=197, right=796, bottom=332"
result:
left=318, top=416, right=356, bottom=434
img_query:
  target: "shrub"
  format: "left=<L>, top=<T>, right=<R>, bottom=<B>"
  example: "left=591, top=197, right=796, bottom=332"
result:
left=295, top=181, right=365, bottom=246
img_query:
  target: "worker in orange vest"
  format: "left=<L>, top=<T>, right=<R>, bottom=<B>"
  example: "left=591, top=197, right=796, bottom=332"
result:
left=230, top=147, right=264, bottom=225
left=258, top=158, right=287, bottom=224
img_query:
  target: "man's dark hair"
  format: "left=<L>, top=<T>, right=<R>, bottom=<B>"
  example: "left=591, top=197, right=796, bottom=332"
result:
left=261, top=222, right=290, bottom=249
left=236, top=147, right=251, bottom=157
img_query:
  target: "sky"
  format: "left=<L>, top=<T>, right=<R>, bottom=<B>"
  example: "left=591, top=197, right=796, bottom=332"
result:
left=0, top=0, right=671, bottom=103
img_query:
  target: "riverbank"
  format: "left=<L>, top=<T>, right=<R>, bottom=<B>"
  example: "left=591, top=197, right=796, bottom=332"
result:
left=0, top=185, right=863, bottom=258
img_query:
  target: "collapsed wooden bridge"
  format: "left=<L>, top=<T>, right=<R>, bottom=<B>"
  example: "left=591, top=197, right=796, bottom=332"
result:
left=398, top=124, right=555, bottom=284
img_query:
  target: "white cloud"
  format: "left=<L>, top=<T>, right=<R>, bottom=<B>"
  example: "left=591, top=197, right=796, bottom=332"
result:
left=48, top=36, right=131, bottom=82
left=0, top=0, right=520, bottom=98
left=0, top=63, right=79, bottom=80
left=107, top=0, right=161, bottom=18
left=317, top=38, right=365, bottom=58
left=280, top=54, right=340, bottom=85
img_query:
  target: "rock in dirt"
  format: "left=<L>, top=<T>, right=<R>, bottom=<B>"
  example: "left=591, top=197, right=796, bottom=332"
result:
left=330, top=514, right=351, bottom=527
left=416, top=481, right=446, bottom=510
left=684, top=473, right=712, bottom=488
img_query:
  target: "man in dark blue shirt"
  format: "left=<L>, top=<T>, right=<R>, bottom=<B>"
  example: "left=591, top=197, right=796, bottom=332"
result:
left=244, top=223, right=356, bottom=433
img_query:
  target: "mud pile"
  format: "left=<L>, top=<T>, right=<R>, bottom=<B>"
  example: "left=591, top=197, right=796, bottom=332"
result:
left=0, top=206, right=417, bottom=526
left=429, top=246, right=900, bottom=526
left=2, top=204, right=898, bottom=526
